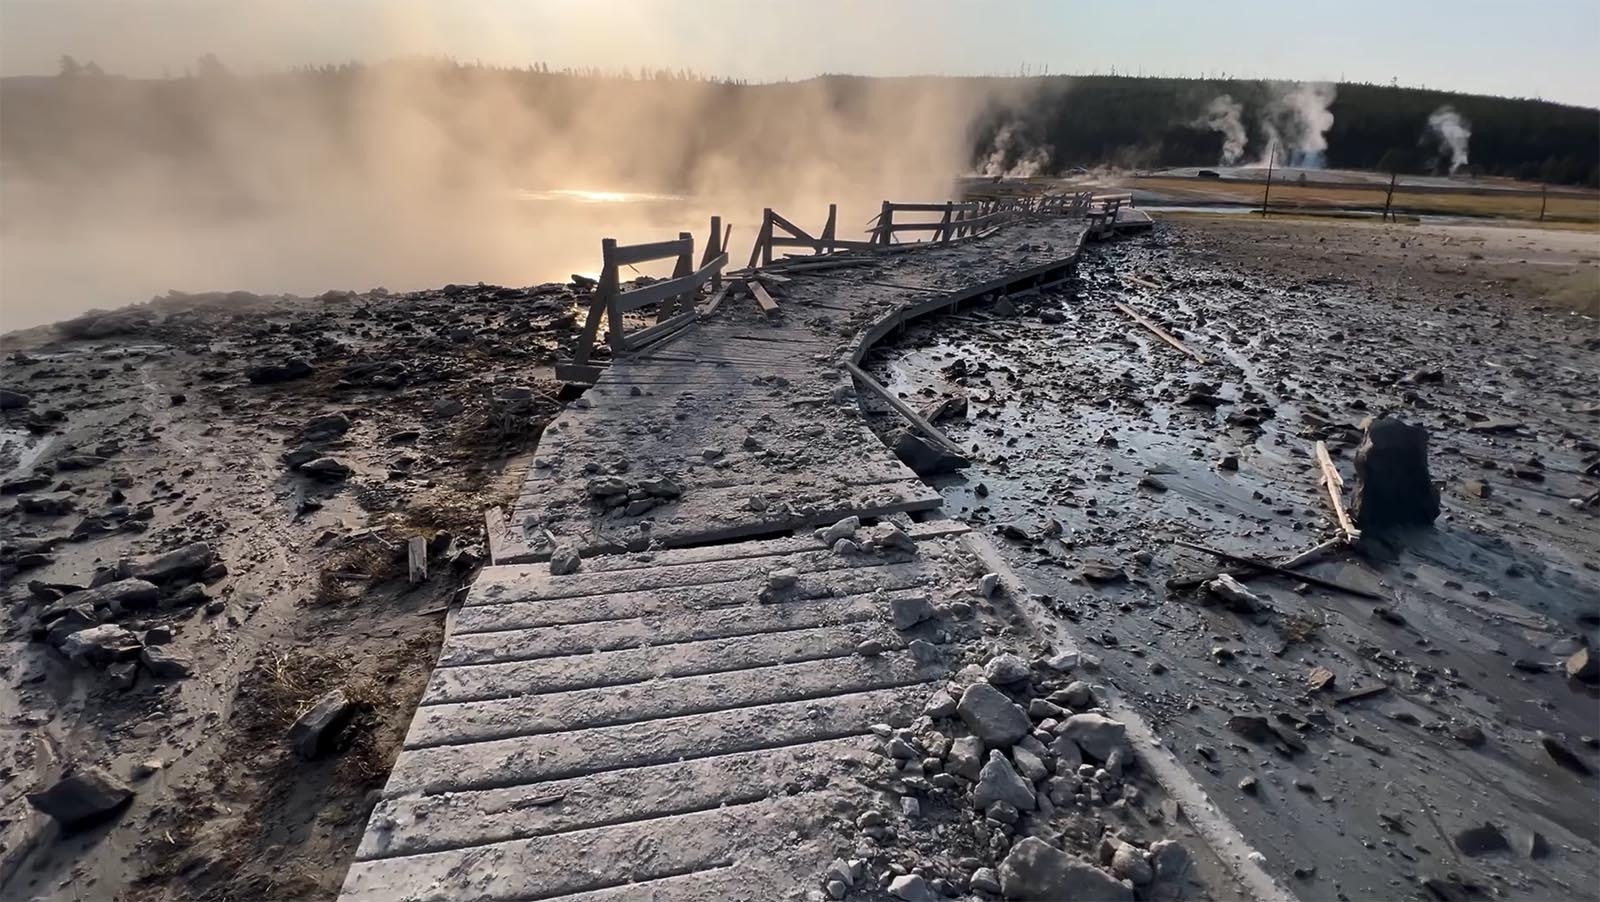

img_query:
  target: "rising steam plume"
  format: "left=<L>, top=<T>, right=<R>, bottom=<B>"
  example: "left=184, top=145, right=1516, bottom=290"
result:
left=1426, top=105, right=1471, bottom=174
left=1196, top=94, right=1248, bottom=166
left=1254, top=82, right=1337, bottom=168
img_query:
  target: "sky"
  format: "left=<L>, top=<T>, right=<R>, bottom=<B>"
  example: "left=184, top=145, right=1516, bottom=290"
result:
left=2, top=0, right=1598, bottom=107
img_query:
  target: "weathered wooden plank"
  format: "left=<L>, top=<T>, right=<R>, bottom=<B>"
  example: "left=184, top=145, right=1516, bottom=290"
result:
left=748, top=280, right=779, bottom=316
left=609, top=237, right=692, bottom=267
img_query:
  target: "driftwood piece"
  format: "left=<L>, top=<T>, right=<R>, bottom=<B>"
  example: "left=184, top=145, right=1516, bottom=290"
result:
left=1315, top=440, right=1361, bottom=542
left=408, top=536, right=429, bottom=585
left=1112, top=301, right=1206, bottom=363
left=748, top=281, right=780, bottom=317
left=1173, top=539, right=1383, bottom=600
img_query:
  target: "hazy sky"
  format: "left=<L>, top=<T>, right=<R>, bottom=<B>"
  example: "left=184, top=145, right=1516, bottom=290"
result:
left=3, top=0, right=1598, bottom=107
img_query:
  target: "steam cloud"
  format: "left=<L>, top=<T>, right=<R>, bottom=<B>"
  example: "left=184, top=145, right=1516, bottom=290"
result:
left=1196, top=95, right=1248, bottom=166
left=1254, top=82, right=1336, bottom=168
left=977, top=122, right=1052, bottom=178
left=1426, top=105, right=1471, bottom=174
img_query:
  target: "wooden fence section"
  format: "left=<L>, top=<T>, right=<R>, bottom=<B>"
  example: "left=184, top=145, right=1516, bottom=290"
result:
left=557, top=219, right=728, bottom=384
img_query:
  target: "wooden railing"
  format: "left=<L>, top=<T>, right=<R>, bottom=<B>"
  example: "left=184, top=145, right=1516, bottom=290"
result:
left=556, top=218, right=727, bottom=384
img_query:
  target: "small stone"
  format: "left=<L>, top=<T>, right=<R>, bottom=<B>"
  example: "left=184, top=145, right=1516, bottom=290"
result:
left=549, top=544, right=581, bottom=576
left=131, top=759, right=164, bottom=779
left=890, top=595, right=937, bottom=630
left=1307, top=666, right=1337, bottom=692
left=106, top=661, right=138, bottom=690
left=767, top=567, right=800, bottom=590
left=1111, top=843, right=1153, bottom=885
left=924, top=689, right=957, bottom=718
left=999, top=836, right=1132, bottom=902
left=973, top=750, right=1036, bottom=812
left=139, top=646, right=191, bottom=679
left=957, top=683, right=1031, bottom=749
left=117, top=542, right=216, bottom=585
left=288, top=689, right=357, bottom=759
left=26, top=768, right=134, bottom=828
left=1060, top=713, right=1127, bottom=762
left=1011, top=739, right=1049, bottom=783
left=856, top=639, right=885, bottom=657
left=1541, top=736, right=1593, bottom=775
left=888, top=874, right=931, bottom=902
left=1150, top=839, right=1191, bottom=882
left=815, top=516, right=860, bottom=545
left=1518, top=830, right=1551, bottom=859
left=1058, top=680, right=1094, bottom=710
left=948, top=736, right=985, bottom=781
left=969, top=866, right=1001, bottom=894
left=59, top=624, right=142, bottom=666
left=1238, top=775, right=1259, bottom=794
left=978, top=572, right=1001, bottom=597
left=984, top=653, right=1030, bottom=686
left=1565, top=647, right=1599, bottom=684
left=301, top=457, right=352, bottom=482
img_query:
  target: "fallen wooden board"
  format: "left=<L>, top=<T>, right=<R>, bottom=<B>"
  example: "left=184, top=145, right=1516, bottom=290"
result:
left=842, top=360, right=964, bottom=456
left=1173, top=539, right=1383, bottom=600
left=1113, top=300, right=1206, bottom=363
left=748, top=280, right=780, bottom=316
left=1314, top=440, right=1361, bottom=542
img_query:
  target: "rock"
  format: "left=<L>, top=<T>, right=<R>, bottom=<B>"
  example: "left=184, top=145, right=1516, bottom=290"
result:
left=117, top=542, right=215, bottom=585
left=1307, top=666, right=1337, bottom=692
left=76, top=578, right=161, bottom=614
left=1011, top=737, right=1049, bottom=783
left=856, top=639, right=885, bottom=657
left=18, top=492, right=77, bottom=515
left=974, top=750, right=1036, bottom=811
left=1350, top=416, right=1440, bottom=530
left=815, top=516, right=860, bottom=545
left=948, top=736, right=985, bottom=781
left=289, top=689, right=357, bottom=759
left=1042, top=651, right=1080, bottom=672
left=301, top=457, right=352, bottom=482
left=957, top=683, right=1031, bottom=749
left=637, top=476, right=682, bottom=499
left=549, top=544, right=581, bottom=576
left=985, top=653, right=1030, bottom=686
left=59, top=624, right=142, bottom=665
left=1453, top=822, right=1509, bottom=857
left=0, top=388, right=31, bottom=410
left=1205, top=574, right=1265, bottom=612
left=1517, top=830, right=1551, bottom=859
left=970, top=866, right=1002, bottom=894
left=767, top=567, right=799, bottom=590
left=282, top=445, right=321, bottom=469
left=1566, top=648, right=1599, bottom=684
left=1080, top=562, right=1127, bottom=584
left=1150, top=840, right=1191, bottom=882
left=1227, top=714, right=1275, bottom=743
left=1049, top=734, right=1084, bottom=772
left=1061, top=713, right=1128, bottom=762
left=978, top=572, right=1001, bottom=597
left=431, top=398, right=466, bottom=419
left=107, top=661, right=138, bottom=690
left=26, top=768, right=133, bottom=829
left=139, top=646, right=191, bottom=679
left=999, top=836, right=1132, bottom=902
left=57, top=308, right=152, bottom=339
left=890, top=429, right=969, bottom=477
left=888, top=874, right=932, bottom=901
left=1111, top=843, right=1153, bottom=885
left=924, top=689, right=957, bottom=718
left=1540, top=736, right=1593, bottom=775
left=1058, top=680, right=1094, bottom=709
left=246, top=357, right=314, bottom=384
left=1238, top=775, right=1259, bottom=794
left=1462, top=479, right=1492, bottom=499
left=890, top=595, right=937, bottom=630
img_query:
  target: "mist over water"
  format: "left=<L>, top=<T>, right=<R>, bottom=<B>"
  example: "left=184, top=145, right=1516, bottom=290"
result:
left=1, top=64, right=1012, bottom=331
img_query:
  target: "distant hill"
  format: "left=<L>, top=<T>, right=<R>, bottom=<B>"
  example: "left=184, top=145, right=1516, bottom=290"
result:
left=2, top=64, right=1595, bottom=200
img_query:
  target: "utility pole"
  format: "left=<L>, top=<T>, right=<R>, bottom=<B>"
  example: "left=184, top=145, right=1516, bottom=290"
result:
left=1260, top=141, right=1275, bottom=217
left=1382, top=170, right=1397, bottom=222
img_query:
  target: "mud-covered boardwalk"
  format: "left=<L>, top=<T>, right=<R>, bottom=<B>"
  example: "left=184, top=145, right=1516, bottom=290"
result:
left=340, top=218, right=1100, bottom=900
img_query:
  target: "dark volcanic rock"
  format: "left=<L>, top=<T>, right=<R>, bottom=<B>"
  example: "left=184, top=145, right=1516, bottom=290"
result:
left=1350, top=416, right=1440, bottom=530
left=289, top=689, right=357, bottom=759
left=246, top=357, right=314, bottom=384
left=117, top=542, right=215, bottom=585
left=27, top=768, right=134, bottom=829
left=0, top=388, right=31, bottom=410
left=889, top=429, right=969, bottom=477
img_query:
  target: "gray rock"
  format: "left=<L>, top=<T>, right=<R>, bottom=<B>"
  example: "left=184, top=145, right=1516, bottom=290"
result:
left=585, top=475, right=630, bottom=498
left=1012, top=736, right=1050, bottom=783
left=1351, top=416, right=1440, bottom=530
left=1059, top=680, right=1094, bottom=710
left=1111, top=843, right=1153, bottom=885
left=1454, top=822, right=1509, bottom=857
left=890, top=429, right=970, bottom=477
left=890, top=595, right=937, bottom=630
left=44, top=606, right=98, bottom=646
left=999, top=836, right=1132, bottom=902
left=431, top=398, right=466, bottom=419
left=301, top=412, right=352, bottom=440
left=18, top=492, right=77, bottom=516
left=924, top=689, right=957, bottom=718
left=978, top=572, right=1001, bottom=597
left=888, top=874, right=932, bottom=902
left=1150, top=840, right=1191, bottom=882
left=117, top=542, right=215, bottom=585
left=767, top=567, right=800, bottom=590
left=75, top=578, right=161, bottom=614
left=26, top=768, right=133, bottom=829
left=1566, top=647, right=1599, bottom=684
left=637, top=476, right=683, bottom=499
left=974, top=750, right=1037, bottom=811
left=1061, top=713, right=1128, bottom=762
left=958, top=683, right=1031, bottom=749
left=1042, top=651, right=1080, bottom=672
left=245, top=356, right=314, bottom=384
left=0, top=388, right=31, bottom=410
left=985, top=653, right=1031, bottom=685
left=107, top=661, right=138, bottom=690
left=815, top=516, right=860, bottom=545
left=970, top=867, right=1002, bottom=894
left=549, top=544, right=581, bottom=576
left=139, top=646, right=191, bottom=679
left=301, top=457, right=352, bottom=482
left=1049, top=734, right=1085, bottom=772
left=948, top=736, right=985, bottom=781
left=59, top=624, right=142, bottom=665
left=289, top=689, right=357, bottom=759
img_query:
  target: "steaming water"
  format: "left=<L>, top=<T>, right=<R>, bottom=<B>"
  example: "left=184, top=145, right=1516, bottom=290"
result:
left=0, top=187, right=764, bottom=333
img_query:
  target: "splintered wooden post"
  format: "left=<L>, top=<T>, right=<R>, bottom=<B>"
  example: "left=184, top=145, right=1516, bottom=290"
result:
left=1261, top=141, right=1275, bottom=217
left=664, top=231, right=693, bottom=321
left=877, top=200, right=894, bottom=246
left=821, top=203, right=837, bottom=254
left=1382, top=171, right=1397, bottom=222
left=704, top=216, right=723, bottom=291
left=760, top=211, right=773, bottom=267
left=600, top=238, right=626, bottom=352
left=1315, top=440, right=1361, bottom=542
left=407, top=536, right=428, bottom=584
left=938, top=201, right=953, bottom=245
left=747, top=209, right=771, bottom=269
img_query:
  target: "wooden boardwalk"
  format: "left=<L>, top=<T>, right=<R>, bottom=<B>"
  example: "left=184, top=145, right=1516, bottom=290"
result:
left=343, top=210, right=1109, bottom=900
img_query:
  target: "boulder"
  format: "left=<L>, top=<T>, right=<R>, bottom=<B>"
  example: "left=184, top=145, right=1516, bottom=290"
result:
left=26, top=768, right=133, bottom=829
left=76, top=578, right=161, bottom=614
left=301, top=457, right=352, bottom=482
left=999, top=837, right=1132, bottom=902
left=139, top=646, right=191, bottom=679
left=1350, top=416, right=1440, bottom=530
left=58, top=624, right=142, bottom=665
left=0, top=388, right=30, bottom=410
left=957, top=683, right=1031, bottom=749
left=245, top=357, right=314, bottom=384
left=301, top=412, right=352, bottom=440
left=1060, top=713, right=1128, bottom=762
left=975, top=750, right=1036, bottom=811
left=890, top=429, right=969, bottom=477
left=289, top=689, right=357, bottom=759
left=117, top=543, right=215, bottom=585
left=18, top=492, right=77, bottom=516
left=985, top=653, right=1031, bottom=686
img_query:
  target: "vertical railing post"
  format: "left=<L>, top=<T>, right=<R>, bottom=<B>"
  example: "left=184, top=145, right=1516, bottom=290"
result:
left=600, top=238, right=625, bottom=353
left=704, top=216, right=723, bottom=291
left=666, top=231, right=692, bottom=321
left=938, top=201, right=953, bottom=245
left=821, top=203, right=837, bottom=255
left=877, top=200, right=893, bottom=246
left=760, top=209, right=773, bottom=267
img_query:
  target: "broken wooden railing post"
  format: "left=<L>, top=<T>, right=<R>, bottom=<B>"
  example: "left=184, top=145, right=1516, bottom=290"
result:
left=703, top=216, right=723, bottom=291
left=601, top=237, right=625, bottom=351
left=938, top=201, right=954, bottom=245
left=821, top=203, right=837, bottom=254
left=747, top=208, right=773, bottom=269
left=876, top=200, right=894, bottom=246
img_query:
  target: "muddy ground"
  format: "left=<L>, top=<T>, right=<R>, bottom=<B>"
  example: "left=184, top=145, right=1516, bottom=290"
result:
left=865, top=214, right=1600, bottom=900
left=1, top=282, right=582, bottom=899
